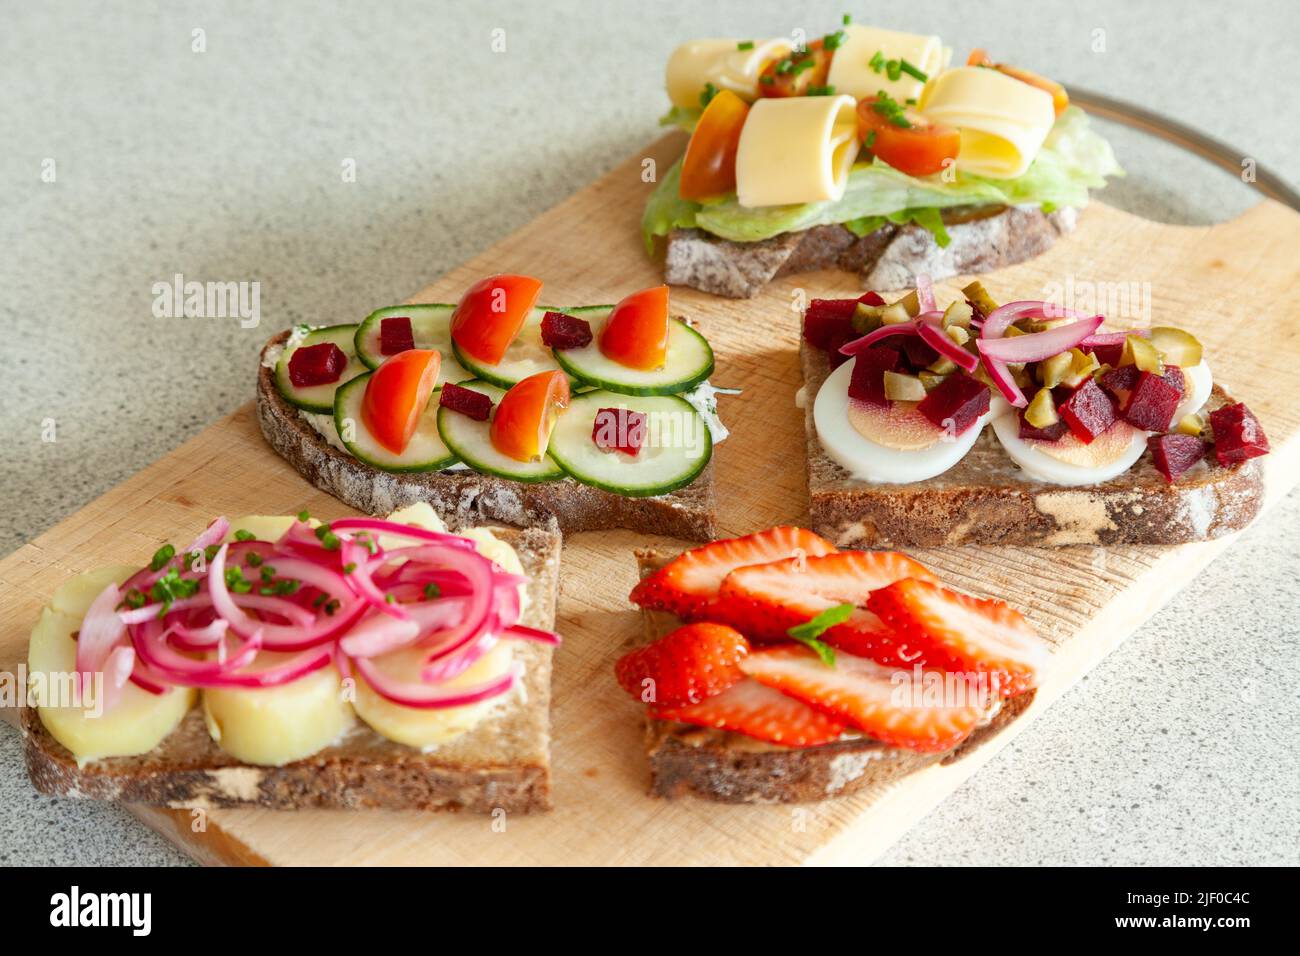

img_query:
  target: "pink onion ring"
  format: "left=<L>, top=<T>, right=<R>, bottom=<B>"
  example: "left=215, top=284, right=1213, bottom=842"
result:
left=839, top=322, right=921, bottom=356
left=916, top=315, right=979, bottom=372
left=76, top=583, right=127, bottom=695
left=915, top=273, right=937, bottom=314
left=354, top=656, right=520, bottom=709
left=976, top=315, right=1103, bottom=363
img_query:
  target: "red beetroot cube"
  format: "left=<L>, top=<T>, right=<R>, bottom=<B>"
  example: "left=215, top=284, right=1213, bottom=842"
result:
left=917, top=372, right=990, bottom=436
left=803, top=292, right=886, bottom=358
left=901, top=335, right=939, bottom=372
left=1085, top=342, right=1125, bottom=368
left=1209, top=402, right=1270, bottom=466
left=1161, top=365, right=1185, bottom=397
left=847, top=346, right=902, bottom=407
left=592, top=407, right=647, bottom=456
left=1122, top=371, right=1182, bottom=432
left=380, top=316, right=415, bottom=355
left=438, top=382, right=493, bottom=421
left=288, top=342, right=348, bottom=387
left=1148, top=433, right=1206, bottom=483
left=540, top=311, right=593, bottom=350
left=1058, top=377, right=1117, bottom=444
left=1099, top=364, right=1140, bottom=405
left=1018, top=412, right=1069, bottom=442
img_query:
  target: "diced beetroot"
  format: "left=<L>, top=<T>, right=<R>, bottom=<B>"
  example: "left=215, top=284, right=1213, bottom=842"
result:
left=1099, top=364, right=1140, bottom=405
left=1148, top=433, right=1206, bottom=483
left=592, top=407, right=647, bottom=456
left=1209, top=402, right=1270, bottom=466
left=803, top=292, right=887, bottom=361
left=288, top=342, right=348, bottom=387
left=1058, top=378, right=1117, bottom=444
left=1085, top=342, right=1124, bottom=368
left=540, top=310, right=593, bottom=350
left=847, top=346, right=901, bottom=407
left=901, top=335, right=939, bottom=372
left=917, top=373, right=990, bottom=436
left=1122, top=371, right=1182, bottom=432
left=379, top=316, right=415, bottom=355
left=438, top=382, right=493, bottom=421
left=1018, top=412, right=1069, bottom=442
left=1160, top=365, right=1185, bottom=397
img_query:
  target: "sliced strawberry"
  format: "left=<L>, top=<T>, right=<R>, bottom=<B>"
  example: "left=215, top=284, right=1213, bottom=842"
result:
left=867, top=578, right=1047, bottom=697
left=629, top=526, right=837, bottom=621
left=719, top=550, right=938, bottom=650
left=652, top=677, right=846, bottom=747
left=614, top=623, right=749, bottom=708
left=740, top=646, right=986, bottom=752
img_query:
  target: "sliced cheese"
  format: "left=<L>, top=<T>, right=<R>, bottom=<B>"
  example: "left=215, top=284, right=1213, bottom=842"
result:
left=666, top=37, right=793, bottom=108
left=736, top=94, right=860, bottom=207
left=30, top=583, right=196, bottom=767
left=825, top=24, right=947, bottom=103
left=919, top=66, right=1055, bottom=178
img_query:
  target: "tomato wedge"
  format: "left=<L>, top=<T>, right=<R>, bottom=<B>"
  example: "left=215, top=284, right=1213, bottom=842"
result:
left=679, top=89, right=749, bottom=201
left=967, top=49, right=1069, bottom=116
left=857, top=97, right=960, bottom=178
left=489, top=370, right=570, bottom=462
left=758, top=39, right=832, bottom=98
left=361, top=349, right=441, bottom=455
left=450, top=274, right=543, bottom=365
left=598, top=285, right=670, bottom=371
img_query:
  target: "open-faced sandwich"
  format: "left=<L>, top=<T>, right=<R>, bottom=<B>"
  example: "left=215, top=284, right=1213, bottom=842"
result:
left=800, top=277, right=1270, bottom=546
left=258, top=275, right=729, bottom=540
left=23, top=503, right=562, bottom=813
left=619, top=526, right=1045, bottom=802
left=644, top=18, right=1121, bottom=297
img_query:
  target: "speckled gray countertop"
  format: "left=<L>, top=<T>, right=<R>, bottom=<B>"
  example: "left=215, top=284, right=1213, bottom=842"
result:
left=1, top=0, right=1297, bottom=866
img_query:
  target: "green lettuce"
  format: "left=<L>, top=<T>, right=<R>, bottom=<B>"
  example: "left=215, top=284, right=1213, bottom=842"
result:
left=642, top=106, right=1122, bottom=249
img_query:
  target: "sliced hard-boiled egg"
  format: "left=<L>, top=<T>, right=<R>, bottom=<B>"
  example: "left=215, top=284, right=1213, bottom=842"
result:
left=1174, top=362, right=1212, bottom=421
left=991, top=411, right=1147, bottom=485
left=813, top=360, right=992, bottom=483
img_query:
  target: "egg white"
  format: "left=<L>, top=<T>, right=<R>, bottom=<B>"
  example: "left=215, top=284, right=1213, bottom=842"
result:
left=813, top=359, right=992, bottom=483
left=991, top=411, right=1148, bottom=485
left=1174, top=362, right=1212, bottom=421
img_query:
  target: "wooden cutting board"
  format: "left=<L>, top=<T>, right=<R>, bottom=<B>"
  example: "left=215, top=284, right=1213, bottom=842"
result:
left=3, top=133, right=1300, bottom=866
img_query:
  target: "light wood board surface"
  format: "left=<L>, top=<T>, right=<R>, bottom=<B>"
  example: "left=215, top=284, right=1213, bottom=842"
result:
left=3, top=133, right=1299, bottom=865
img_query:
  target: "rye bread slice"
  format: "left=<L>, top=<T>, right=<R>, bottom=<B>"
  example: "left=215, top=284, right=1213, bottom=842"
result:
left=664, top=205, right=1078, bottom=298
left=23, top=526, right=561, bottom=814
left=633, top=550, right=1037, bottom=804
left=257, top=332, right=717, bottom=541
left=800, top=338, right=1265, bottom=547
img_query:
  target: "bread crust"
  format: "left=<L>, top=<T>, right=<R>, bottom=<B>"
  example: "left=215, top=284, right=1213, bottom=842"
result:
left=257, top=332, right=717, bottom=540
left=663, top=206, right=1078, bottom=298
left=633, top=550, right=1038, bottom=803
left=800, top=338, right=1265, bottom=547
left=23, top=526, right=562, bottom=814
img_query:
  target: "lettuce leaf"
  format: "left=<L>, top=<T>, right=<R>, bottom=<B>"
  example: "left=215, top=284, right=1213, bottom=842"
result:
left=642, top=106, right=1122, bottom=248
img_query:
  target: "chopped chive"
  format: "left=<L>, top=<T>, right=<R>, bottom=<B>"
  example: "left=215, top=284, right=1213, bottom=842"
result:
left=737, top=40, right=754, bottom=51
left=149, top=543, right=175, bottom=572
left=343, top=562, right=356, bottom=574
left=260, top=565, right=275, bottom=583
left=123, top=588, right=146, bottom=610
left=842, top=12, right=852, bottom=25
left=805, top=84, right=836, bottom=96
left=791, top=58, right=815, bottom=76
left=313, top=593, right=328, bottom=608
left=823, top=29, right=847, bottom=51
left=885, top=58, right=902, bottom=82
left=233, top=529, right=256, bottom=542
left=898, top=58, right=928, bottom=82
left=246, top=552, right=263, bottom=567
left=864, top=129, right=877, bottom=148
left=869, top=50, right=885, bottom=73
left=776, top=57, right=795, bottom=75
left=204, top=544, right=220, bottom=561
left=760, top=74, right=774, bottom=85
left=297, top=510, right=310, bottom=521
left=423, top=583, right=441, bottom=599
left=699, top=82, right=718, bottom=108
left=385, top=593, right=396, bottom=604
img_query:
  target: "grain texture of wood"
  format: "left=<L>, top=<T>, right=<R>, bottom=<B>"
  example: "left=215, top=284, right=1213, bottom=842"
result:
left=2, top=133, right=1299, bottom=865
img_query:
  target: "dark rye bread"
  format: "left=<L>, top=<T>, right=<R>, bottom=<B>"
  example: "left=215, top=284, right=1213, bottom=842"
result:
left=23, top=526, right=561, bottom=813
left=664, top=205, right=1078, bottom=298
left=257, top=331, right=716, bottom=541
left=633, top=550, right=1037, bottom=804
left=800, top=337, right=1265, bottom=547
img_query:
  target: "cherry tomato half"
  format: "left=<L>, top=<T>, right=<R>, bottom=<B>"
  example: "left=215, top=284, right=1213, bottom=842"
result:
left=450, top=274, right=543, bottom=365
left=967, top=49, right=1069, bottom=116
left=857, top=97, right=961, bottom=178
left=362, top=349, right=441, bottom=455
left=679, top=89, right=749, bottom=201
left=598, top=285, right=670, bottom=371
left=758, top=39, right=832, bottom=98
left=489, top=370, right=570, bottom=462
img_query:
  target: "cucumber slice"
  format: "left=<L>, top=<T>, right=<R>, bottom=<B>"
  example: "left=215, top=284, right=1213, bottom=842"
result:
left=354, top=304, right=470, bottom=385
left=547, top=390, right=711, bottom=497
left=333, top=372, right=458, bottom=473
left=436, top=380, right=563, bottom=482
left=451, top=308, right=573, bottom=389
left=552, top=312, right=714, bottom=395
left=274, top=324, right=367, bottom=413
